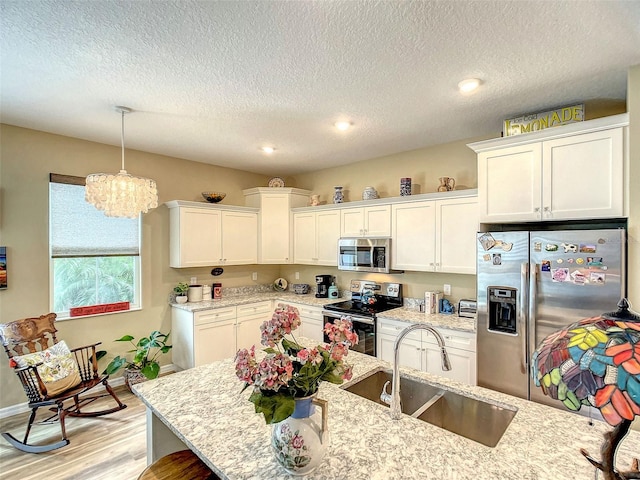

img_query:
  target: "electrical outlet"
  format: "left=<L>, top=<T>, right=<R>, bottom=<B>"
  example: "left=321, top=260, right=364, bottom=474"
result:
left=444, top=284, right=451, bottom=295
left=252, top=272, right=258, bottom=281
left=295, top=272, right=300, bottom=280
left=190, top=277, right=197, bottom=285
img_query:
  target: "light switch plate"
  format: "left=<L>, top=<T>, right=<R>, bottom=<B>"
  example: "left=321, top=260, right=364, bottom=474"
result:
left=252, top=272, right=258, bottom=281
left=444, top=284, right=451, bottom=295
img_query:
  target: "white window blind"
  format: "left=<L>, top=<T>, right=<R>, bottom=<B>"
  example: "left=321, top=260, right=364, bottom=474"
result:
left=50, top=178, right=140, bottom=257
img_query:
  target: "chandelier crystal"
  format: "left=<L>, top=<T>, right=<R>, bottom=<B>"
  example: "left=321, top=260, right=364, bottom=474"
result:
left=85, top=106, right=158, bottom=218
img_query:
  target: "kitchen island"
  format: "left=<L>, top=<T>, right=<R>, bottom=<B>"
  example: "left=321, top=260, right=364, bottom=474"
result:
left=134, top=345, right=639, bottom=480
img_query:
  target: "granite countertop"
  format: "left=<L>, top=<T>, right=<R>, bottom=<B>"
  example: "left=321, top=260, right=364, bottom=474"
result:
left=171, top=291, right=342, bottom=312
left=377, top=307, right=476, bottom=333
left=171, top=292, right=477, bottom=333
left=134, top=345, right=639, bottom=480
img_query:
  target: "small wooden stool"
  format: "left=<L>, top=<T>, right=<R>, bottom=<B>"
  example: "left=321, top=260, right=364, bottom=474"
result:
left=137, top=449, right=221, bottom=480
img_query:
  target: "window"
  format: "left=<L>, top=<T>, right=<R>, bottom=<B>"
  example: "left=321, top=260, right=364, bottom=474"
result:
left=49, top=174, right=141, bottom=319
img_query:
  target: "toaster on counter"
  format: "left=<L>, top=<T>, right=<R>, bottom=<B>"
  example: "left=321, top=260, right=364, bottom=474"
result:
left=458, top=299, right=477, bottom=318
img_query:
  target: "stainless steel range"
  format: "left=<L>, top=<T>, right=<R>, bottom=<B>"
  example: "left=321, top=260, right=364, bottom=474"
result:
left=322, top=280, right=403, bottom=357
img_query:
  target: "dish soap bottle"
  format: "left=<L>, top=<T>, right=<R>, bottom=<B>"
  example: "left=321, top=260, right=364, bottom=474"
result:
left=328, top=282, right=339, bottom=299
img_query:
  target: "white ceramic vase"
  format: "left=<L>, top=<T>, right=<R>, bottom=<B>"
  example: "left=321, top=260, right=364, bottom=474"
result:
left=271, top=395, right=329, bottom=476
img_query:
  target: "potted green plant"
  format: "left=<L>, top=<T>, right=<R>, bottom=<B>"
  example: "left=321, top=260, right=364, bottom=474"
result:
left=105, top=331, right=172, bottom=391
left=174, top=281, right=189, bottom=304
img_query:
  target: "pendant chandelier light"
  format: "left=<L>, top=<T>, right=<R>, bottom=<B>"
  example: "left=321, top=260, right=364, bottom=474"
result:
left=85, top=106, right=158, bottom=218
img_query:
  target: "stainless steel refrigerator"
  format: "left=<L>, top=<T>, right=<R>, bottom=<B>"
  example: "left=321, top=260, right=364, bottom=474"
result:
left=476, top=228, right=626, bottom=408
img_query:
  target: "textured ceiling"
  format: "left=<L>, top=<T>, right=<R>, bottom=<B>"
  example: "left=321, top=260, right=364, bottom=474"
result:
left=1, top=0, right=639, bottom=175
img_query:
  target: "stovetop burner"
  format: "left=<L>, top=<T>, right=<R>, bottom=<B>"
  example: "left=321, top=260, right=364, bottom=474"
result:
left=323, top=300, right=399, bottom=317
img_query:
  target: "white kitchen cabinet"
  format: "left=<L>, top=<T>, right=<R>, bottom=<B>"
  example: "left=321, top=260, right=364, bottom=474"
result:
left=377, top=317, right=477, bottom=385
left=341, top=205, right=391, bottom=237
left=285, top=301, right=325, bottom=343
left=166, top=201, right=259, bottom=267
left=243, top=188, right=310, bottom=264
left=470, top=114, right=627, bottom=223
left=236, top=300, right=272, bottom=350
left=292, top=209, right=341, bottom=265
left=391, top=195, right=478, bottom=274
left=172, top=301, right=272, bottom=370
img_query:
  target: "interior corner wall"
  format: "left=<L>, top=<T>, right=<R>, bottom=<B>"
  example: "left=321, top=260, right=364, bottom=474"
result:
left=627, top=64, right=640, bottom=307
left=0, top=124, right=270, bottom=409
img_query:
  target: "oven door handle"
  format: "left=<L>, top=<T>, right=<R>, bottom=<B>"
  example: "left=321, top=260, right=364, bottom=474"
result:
left=322, top=310, right=375, bottom=325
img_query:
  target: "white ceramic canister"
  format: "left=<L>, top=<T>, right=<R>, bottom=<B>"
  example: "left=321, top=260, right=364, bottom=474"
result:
left=202, top=284, right=212, bottom=301
left=187, top=285, right=203, bottom=302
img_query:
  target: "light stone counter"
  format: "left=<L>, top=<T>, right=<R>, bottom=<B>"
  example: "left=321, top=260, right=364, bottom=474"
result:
left=171, top=292, right=341, bottom=312
left=134, top=346, right=639, bottom=480
left=377, top=307, right=476, bottom=333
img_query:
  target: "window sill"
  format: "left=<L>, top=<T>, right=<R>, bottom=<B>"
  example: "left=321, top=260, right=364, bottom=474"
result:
left=56, top=306, right=142, bottom=321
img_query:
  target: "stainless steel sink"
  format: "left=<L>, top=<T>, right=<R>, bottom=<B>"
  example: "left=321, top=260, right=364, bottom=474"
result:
left=343, top=368, right=517, bottom=447
left=343, top=369, right=443, bottom=415
left=416, top=390, right=516, bottom=448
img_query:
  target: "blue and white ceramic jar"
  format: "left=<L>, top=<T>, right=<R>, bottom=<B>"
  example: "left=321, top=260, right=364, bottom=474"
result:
left=333, top=186, right=344, bottom=204
left=400, top=177, right=412, bottom=196
left=362, top=186, right=378, bottom=200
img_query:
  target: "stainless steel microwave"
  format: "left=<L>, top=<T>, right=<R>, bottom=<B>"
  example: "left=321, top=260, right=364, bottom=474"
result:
left=338, top=237, right=392, bottom=273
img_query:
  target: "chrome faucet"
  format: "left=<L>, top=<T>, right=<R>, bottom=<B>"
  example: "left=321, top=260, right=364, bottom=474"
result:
left=381, top=323, right=452, bottom=420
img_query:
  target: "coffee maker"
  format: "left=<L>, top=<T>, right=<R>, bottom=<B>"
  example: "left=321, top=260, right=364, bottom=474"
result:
left=315, top=275, right=333, bottom=298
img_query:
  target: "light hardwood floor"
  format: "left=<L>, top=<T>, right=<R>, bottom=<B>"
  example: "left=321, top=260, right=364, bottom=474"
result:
left=0, top=387, right=148, bottom=480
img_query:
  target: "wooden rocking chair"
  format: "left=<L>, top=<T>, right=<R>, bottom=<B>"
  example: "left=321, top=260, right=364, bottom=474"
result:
left=0, top=313, right=127, bottom=453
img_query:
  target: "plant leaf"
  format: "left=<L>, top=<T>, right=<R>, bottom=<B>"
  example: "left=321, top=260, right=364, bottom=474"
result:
left=115, top=335, right=134, bottom=342
left=141, top=362, right=160, bottom=380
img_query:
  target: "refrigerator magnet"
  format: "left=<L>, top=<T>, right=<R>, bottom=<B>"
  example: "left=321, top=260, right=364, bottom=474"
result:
left=567, top=258, right=574, bottom=264
left=587, top=257, right=603, bottom=266
left=545, top=244, right=558, bottom=251
left=579, top=244, right=597, bottom=253
left=551, top=268, right=569, bottom=282
left=534, top=242, right=542, bottom=252
left=576, top=258, right=585, bottom=265
left=561, top=242, right=577, bottom=253
left=541, top=260, right=551, bottom=271
left=571, top=270, right=586, bottom=285
left=492, top=253, right=502, bottom=265
left=483, top=253, right=491, bottom=262
left=590, top=272, right=606, bottom=285
left=478, top=233, right=496, bottom=251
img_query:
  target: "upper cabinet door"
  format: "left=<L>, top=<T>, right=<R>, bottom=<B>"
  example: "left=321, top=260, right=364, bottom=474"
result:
left=542, top=127, right=624, bottom=221
left=340, top=208, right=365, bottom=237
left=170, top=207, right=222, bottom=267
left=221, top=211, right=258, bottom=264
left=315, top=210, right=341, bottom=265
left=292, top=212, right=317, bottom=264
left=391, top=201, right=436, bottom=271
left=341, top=205, right=391, bottom=237
left=435, top=197, right=478, bottom=274
left=478, top=143, right=542, bottom=223
left=364, top=205, right=391, bottom=237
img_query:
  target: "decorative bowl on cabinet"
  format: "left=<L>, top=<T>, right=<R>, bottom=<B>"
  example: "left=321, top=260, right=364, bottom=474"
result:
left=201, top=192, right=226, bottom=203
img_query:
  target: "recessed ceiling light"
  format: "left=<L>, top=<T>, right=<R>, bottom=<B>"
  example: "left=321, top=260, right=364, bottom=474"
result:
left=261, top=146, right=275, bottom=154
left=334, top=121, right=352, bottom=131
left=458, top=78, right=481, bottom=94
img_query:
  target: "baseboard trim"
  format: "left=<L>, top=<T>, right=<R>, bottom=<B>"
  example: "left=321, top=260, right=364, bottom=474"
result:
left=0, top=364, right=176, bottom=419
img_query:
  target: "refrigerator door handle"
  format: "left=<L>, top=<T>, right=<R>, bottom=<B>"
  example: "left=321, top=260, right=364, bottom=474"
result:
left=528, top=261, right=538, bottom=382
left=520, top=262, right=529, bottom=374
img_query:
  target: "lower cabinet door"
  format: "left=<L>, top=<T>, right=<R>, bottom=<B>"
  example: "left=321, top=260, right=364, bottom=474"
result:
left=378, top=333, right=422, bottom=370
left=236, top=314, right=264, bottom=351
left=424, top=344, right=476, bottom=385
left=194, top=319, right=236, bottom=366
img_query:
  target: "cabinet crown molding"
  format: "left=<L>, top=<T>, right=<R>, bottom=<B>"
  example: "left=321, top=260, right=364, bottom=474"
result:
left=467, top=113, right=628, bottom=153
left=165, top=200, right=259, bottom=212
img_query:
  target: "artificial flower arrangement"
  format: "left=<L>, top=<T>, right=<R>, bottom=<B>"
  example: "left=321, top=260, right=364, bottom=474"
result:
left=235, top=303, right=358, bottom=424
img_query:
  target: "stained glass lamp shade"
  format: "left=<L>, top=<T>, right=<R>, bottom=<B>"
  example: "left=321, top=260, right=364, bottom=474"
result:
left=532, top=298, right=640, bottom=480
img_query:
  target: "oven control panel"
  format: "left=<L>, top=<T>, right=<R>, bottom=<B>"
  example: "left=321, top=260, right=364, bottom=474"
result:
left=349, top=280, right=402, bottom=299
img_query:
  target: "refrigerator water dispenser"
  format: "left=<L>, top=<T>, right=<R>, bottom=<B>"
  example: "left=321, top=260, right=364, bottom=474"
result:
left=488, top=287, right=517, bottom=335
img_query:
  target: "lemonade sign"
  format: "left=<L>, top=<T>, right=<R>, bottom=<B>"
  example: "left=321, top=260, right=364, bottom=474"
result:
left=504, top=104, right=584, bottom=136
